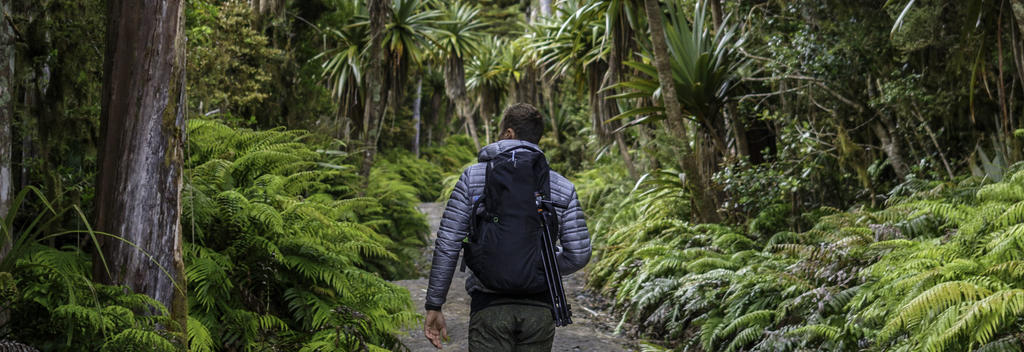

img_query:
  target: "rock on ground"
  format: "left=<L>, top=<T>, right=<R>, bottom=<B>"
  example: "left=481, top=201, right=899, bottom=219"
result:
left=392, top=202, right=636, bottom=352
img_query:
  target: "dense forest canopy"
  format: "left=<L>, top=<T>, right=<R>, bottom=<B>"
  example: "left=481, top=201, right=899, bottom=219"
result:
left=3, top=0, right=1024, bottom=351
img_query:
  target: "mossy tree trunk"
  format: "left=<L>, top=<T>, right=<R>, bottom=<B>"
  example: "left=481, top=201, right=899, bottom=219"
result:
left=93, top=0, right=187, bottom=334
left=543, top=82, right=558, bottom=145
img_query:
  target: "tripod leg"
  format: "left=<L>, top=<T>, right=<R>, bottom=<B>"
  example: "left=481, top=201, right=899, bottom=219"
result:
left=540, top=210, right=572, bottom=326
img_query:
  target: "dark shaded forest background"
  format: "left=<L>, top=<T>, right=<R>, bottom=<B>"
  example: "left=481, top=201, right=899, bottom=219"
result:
left=3, top=0, right=1024, bottom=351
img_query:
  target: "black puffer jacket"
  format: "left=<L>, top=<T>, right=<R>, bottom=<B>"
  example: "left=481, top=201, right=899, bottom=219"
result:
left=424, top=139, right=592, bottom=311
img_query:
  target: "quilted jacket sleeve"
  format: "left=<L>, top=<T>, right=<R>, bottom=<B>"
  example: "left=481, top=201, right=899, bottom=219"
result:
left=555, top=185, right=591, bottom=274
left=424, top=169, right=473, bottom=311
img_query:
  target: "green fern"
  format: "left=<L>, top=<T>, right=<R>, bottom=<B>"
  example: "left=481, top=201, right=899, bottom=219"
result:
left=182, top=120, right=421, bottom=350
left=1, top=187, right=180, bottom=350
left=580, top=160, right=1024, bottom=351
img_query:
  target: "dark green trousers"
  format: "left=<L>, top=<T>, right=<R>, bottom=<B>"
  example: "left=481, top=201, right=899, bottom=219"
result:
left=468, top=304, right=555, bottom=352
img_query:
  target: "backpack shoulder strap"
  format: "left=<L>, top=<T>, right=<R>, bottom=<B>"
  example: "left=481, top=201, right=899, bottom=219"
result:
left=500, top=144, right=543, bottom=155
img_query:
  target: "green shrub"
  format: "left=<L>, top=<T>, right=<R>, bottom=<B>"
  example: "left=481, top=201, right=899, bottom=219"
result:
left=379, top=150, right=445, bottom=202
left=1, top=188, right=179, bottom=351
left=422, top=135, right=477, bottom=173
left=183, top=119, right=421, bottom=351
left=583, top=162, right=1024, bottom=351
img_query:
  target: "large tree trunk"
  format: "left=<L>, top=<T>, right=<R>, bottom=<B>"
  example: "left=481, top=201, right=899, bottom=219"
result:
left=413, top=77, right=422, bottom=157
left=512, top=66, right=538, bottom=107
left=0, top=0, right=13, bottom=265
left=18, top=75, right=33, bottom=191
left=0, top=8, right=12, bottom=337
left=644, top=0, right=719, bottom=222
left=94, top=0, right=187, bottom=333
left=359, top=0, right=391, bottom=180
left=444, top=54, right=481, bottom=150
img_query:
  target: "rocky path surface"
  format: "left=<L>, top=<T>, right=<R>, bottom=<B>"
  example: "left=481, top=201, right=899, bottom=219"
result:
left=393, top=202, right=636, bottom=352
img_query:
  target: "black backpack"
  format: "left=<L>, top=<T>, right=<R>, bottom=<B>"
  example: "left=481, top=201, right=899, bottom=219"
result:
left=462, top=145, right=559, bottom=294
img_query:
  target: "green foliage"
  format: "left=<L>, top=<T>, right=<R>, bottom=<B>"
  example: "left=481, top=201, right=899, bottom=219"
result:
left=182, top=120, right=423, bottom=350
left=187, top=0, right=283, bottom=124
left=583, top=164, right=1024, bottom=351
left=379, top=150, right=445, bottom=201
left=532, top=0, right=605, bottom=87
left=15, top=0, right=1024, bottom=350
left=610, top=0, right=747, bottom=127
left=1, top=188, right=179, bottom=350
left=312, top=0, right=368, bottom=112
left=422, top=134, right=477, bottom=173
left=431, top=0, right=488, bottom=60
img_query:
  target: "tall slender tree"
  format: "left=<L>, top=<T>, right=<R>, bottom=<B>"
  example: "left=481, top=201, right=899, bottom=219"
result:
left=643, top=0, right=719, bottom=222
left=413, top=77, right=423, bottom=157
left=93, top=0, right=188, bottom=332
left=359, top=0, right=392, bottom=179
left=602, top=0, right=639, bottom=180
left=535, top=2, right=638, bottom=175
left=435, top=1, right=485, bottom=150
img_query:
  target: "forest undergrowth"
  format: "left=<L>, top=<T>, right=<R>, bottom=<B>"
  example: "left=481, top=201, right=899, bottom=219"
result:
left=8, top=0, right=1024, bottom=351
left=578, top=160, right=1024, bottom=352
left=1, top=120, right=448, bottom=351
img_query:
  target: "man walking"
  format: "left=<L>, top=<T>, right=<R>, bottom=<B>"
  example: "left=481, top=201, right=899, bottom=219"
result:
left=423, top=103, right=591, bottom=351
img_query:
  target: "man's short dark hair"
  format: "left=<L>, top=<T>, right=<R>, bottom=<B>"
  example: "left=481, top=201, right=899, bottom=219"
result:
left=499, top=103, right=544, bottom=144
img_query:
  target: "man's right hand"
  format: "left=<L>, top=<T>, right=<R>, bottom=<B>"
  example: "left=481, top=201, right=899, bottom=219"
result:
left=424, top=309, right=448, bottom=349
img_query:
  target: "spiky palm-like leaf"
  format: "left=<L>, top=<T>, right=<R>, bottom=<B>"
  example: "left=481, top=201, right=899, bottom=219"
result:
left=609, top=0, right=747, bottom=130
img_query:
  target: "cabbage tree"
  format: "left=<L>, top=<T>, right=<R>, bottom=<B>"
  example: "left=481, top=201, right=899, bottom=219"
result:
left=431, top=0, right=487, bottom=150
left=612, top=0, right=747, bottom=156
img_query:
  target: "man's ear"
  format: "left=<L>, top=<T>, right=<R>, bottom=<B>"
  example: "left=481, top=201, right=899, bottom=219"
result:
left=502, top=128, right=516, bottom=140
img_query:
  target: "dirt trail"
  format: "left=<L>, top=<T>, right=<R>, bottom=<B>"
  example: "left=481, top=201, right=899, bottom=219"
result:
left=393, top=202, right=636, bottom=352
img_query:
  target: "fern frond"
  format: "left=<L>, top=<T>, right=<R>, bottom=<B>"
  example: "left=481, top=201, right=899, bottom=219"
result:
left=100, top=328, right=177, bottom=352
left=717, top=309, right=773, bottom=340
left=725, top=326, right=764, bottom=352
left=788, top=324, right=840, bottom=341
left=977, top=183, right=1024, bottom=203
left=881, top=281, right=992, bottom=341
left=923, top=289, right=1024, bottom=352
left=187, top=316, right=215, bottom=352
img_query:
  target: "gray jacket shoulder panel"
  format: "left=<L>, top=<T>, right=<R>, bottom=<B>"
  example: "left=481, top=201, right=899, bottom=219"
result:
left=424, top=142, right=592, bottom=310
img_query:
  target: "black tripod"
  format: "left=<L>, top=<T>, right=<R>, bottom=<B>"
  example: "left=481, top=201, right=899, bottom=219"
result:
left=536, top=194, right=572, bottom=327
